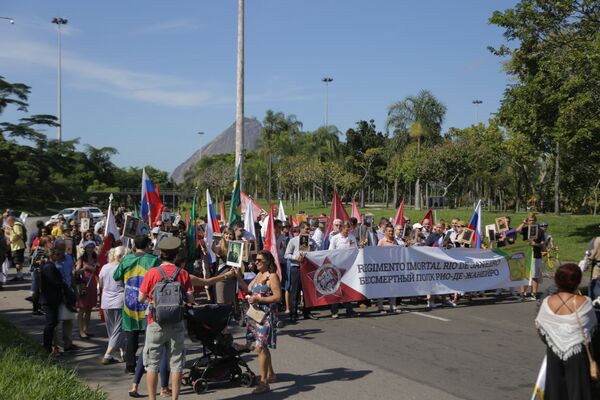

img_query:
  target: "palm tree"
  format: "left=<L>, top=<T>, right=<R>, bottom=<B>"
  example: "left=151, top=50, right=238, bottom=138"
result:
left=386, top=90, right=446, bottom=209
left=260, top=110, right=302, bottom=202
left=0, top=76, right=31, bottom=114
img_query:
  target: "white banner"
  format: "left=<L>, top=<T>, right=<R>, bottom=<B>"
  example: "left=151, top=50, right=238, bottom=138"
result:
left=302, top=246, right=528, bottom=304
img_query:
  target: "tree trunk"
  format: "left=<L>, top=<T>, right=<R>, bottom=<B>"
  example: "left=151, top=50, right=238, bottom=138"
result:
left=392, top=177, right=398, bottom=208
left=360, top=187, right=365, bottom=208
left=385, top=183, right=389, bottom=208
left=415, top=178, right=421, bottom=210
left=554, top=141, right=560, bottom=215
left=312, top=183, right=316, bottom=207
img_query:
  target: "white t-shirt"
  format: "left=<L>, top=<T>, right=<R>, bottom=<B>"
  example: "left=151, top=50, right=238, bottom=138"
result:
left=329, top=233, right=358, bottom=250
left=99, top=262, right=124, bottom=310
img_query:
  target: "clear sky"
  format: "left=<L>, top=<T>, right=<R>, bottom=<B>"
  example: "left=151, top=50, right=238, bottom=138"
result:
left=1, top=0, right=517, bottom=174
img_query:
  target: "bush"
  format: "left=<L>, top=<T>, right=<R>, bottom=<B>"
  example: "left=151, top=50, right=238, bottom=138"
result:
left=0, top=318, right=107, bottom=400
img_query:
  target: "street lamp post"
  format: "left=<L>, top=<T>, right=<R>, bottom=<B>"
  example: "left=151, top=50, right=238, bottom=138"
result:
left=52, top=17, right=68, bottom=142
left=0, top=17, right=15, bottom=24
left=235, top=0, right=245, bottom=192
left=472, top=99, right=482, bottom=123
left=322, top=77, right=333, bottom=128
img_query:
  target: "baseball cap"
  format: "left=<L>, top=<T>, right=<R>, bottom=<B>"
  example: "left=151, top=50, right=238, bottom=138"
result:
left=151, top=227, right=160, bottom=234
left=413, top=223, right=423, bottom=229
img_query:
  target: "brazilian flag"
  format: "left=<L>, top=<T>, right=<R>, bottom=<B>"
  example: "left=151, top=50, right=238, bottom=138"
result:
left=228, top=162, right=241, bottom=225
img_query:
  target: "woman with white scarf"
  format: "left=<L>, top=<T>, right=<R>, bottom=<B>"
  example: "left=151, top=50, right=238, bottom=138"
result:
left=535, top=263, right=598, bottom=399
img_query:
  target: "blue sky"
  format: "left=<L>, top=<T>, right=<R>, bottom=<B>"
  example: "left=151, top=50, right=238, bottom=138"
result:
left=1, top=1, right=517, bottom=174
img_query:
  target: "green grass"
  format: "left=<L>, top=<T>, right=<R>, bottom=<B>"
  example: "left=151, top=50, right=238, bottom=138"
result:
left=0, top=317, right=107, bottom=400
left=189, top=198, right=599, bottom=263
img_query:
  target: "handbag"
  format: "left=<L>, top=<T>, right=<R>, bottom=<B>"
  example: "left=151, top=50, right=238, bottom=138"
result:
left=573, top=297, right=599, bottom=381
left=246, top=304, right=266, bottom=324
left=58, top=303, right=76, bottom=321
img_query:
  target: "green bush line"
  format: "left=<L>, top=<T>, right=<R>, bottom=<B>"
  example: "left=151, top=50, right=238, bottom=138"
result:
left=0, top=318, right=107, bottom=400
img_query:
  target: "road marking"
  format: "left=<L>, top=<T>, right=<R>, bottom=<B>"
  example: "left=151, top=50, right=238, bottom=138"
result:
left=411, top=312, right=451, bottom=322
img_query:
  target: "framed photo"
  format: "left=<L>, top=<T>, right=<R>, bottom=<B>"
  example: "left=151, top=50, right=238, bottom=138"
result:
left=212, top=233, right=223, bottom=247
left=485, top=224, right=496, bottom=241
left=153, top=232, right=173, bottom=256
left=495, top=217, right=509, bottom=233
left=161, top=211, right=172, bottom=222
left=173, top=214, right=181, bottom=226
left=63, top=237, right=73, bottom=254
left=299, top=234, right=310, bottom=252
left=226, top=240, right=244, bottom=268
left=461, top=228, right=475, bottom=244
left=137, top=221, right=150, bottom=237
left=242, top=240, right=257, bottom=262
left=528, top=224, right=539, bottom=240
left=80, top=218, right=90, bottom=232
left=123, top=215, right=139, bottom=239
left=77, top=209, right=91, bottom=222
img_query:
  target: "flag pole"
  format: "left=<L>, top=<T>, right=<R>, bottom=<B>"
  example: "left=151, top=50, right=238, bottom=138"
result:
left=104, top=193, right=113, bottom=237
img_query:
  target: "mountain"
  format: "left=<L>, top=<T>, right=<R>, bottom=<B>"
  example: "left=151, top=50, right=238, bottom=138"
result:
left=171, top=117, right=263, bottom=183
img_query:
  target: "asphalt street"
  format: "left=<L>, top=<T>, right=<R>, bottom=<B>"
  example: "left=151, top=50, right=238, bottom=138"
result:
left=0, top=271, right=545, bottom=400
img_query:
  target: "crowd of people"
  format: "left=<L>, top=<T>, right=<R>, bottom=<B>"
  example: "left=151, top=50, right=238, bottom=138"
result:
left=1, top=205, right=598, bottom=399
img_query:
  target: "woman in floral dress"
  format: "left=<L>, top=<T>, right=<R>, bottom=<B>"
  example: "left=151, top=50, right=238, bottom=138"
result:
left=235, top=250, right=281, bottom=395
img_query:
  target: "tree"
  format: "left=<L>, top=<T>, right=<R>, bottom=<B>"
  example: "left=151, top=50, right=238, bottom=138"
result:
left=489, top=0, right=600, bottom=213
left=259, top=110, right=302, bottom=202
left=386, top=90, right=447, bottom=209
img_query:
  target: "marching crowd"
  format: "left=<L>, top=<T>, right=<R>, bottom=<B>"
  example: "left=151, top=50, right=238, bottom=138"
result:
left=2, top=205, right=598, bottom=399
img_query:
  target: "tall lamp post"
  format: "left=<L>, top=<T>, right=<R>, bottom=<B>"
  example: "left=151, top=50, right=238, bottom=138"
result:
left=52, top=17, right=68, bottom=142
left=322, top=77, right=333, bottom=128
left=0, top=17, right=15, bottom=24
left=472, top=99, right=482, bottom=123
left=235, top=0, right=244, bottom=192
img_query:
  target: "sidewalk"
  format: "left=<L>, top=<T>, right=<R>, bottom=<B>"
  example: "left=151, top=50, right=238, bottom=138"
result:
left=0, top=277, right=463, bottom=400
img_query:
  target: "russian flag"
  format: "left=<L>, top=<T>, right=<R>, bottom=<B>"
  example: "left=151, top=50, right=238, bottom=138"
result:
left=206, top=189, right=219, bottom=263
left=140, top=168, right=161, bottom=224
left=468, top=200, right=483, bottom=249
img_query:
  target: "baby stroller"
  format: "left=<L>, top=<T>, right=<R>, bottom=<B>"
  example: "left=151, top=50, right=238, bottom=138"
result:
left=183, top=304, right=256, bottom=394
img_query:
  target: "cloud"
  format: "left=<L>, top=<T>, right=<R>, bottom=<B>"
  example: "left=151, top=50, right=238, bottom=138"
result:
left=135, top=18, right=201, bottom=34
left=0, top=39, right=230, bottom=107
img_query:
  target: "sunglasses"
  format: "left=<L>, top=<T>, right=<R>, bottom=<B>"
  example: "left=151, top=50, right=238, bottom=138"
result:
left=256, top=258, right=265, bottom=263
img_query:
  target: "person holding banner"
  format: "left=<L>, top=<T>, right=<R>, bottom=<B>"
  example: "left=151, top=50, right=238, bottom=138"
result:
left=329, top=221, right=358, bottom=318
left=535, top=263, right=598, bottom=399
left=377, top=224, right=401, bottom=314
left=284, top=222, right=318, bottom=323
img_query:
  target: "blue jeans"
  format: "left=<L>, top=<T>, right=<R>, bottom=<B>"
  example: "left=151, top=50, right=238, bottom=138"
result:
left=589, top=278, right=600, bottom=300
left=133, top=344, right=170, bottom=388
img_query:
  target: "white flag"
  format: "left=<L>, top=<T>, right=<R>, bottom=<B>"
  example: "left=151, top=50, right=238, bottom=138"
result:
left=244, top=199, right=256, bottom=240
left=104, top=206, right=121, bottom=241
left=531, top=355, right=546, bottom=400
left=277, top=200, right=286, bottom=222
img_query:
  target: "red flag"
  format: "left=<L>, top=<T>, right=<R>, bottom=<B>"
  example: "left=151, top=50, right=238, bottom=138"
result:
left=263, top=204, right=282, bottom=279
left=151, top=184, right=164, bottom=226
left=97, top=234, right=113, bottom=271
left=391, top=198, right=405, bottom=226
left=241, top=192, right=265, bottom=217
left=351, top=197, right=362, bottom=224
left=219, top=201, right=227, bottom=224
left=290, top=214, right=299, bottom=228
left=421, top=209, right=434, bottom=225
left=300, top=256, right=368, bottom=307
left=325, top=191, right=350, bottom=236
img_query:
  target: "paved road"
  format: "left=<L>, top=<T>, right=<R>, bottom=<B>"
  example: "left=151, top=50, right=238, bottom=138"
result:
left=0, top=269, right=545, bottom=400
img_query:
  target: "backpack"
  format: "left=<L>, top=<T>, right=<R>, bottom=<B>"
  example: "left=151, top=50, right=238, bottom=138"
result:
left=14, top=221, right=27, bottom=244
left=151, top=266, right=185, bottom=325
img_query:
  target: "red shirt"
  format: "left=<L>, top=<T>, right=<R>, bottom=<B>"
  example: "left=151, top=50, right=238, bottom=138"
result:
left=140, top=263, right=193, bottom=325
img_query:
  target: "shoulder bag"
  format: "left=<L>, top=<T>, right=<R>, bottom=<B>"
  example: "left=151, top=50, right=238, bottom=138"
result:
left=573, top=297, right=599, bottom=381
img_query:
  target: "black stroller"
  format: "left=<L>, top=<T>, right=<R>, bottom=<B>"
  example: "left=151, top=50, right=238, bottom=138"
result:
left=183, top=304, right=256, bottom=394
